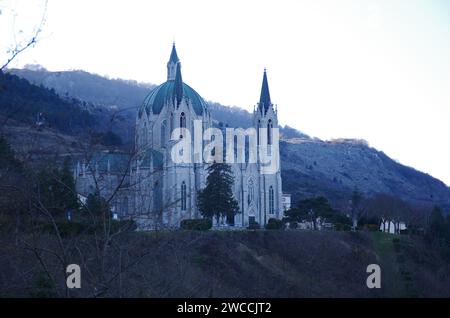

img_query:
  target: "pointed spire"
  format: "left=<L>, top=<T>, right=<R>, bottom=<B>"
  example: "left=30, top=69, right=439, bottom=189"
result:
left=169, top=42, right=179, bottom=64
left=259, top=68, right=272, bottom=113
left=173, top=62, right=183, bottom=106
left=167, top=43, right=180, bottom=80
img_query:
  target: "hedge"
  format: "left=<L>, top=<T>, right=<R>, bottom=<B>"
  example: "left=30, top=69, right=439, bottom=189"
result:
left=180, top=218, right=212, bottom=231
left=265, top=218, right=284, bottom=230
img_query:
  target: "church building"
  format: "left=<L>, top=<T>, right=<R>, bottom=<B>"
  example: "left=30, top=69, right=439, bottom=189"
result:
left=74, top=44, right=285, bottom=229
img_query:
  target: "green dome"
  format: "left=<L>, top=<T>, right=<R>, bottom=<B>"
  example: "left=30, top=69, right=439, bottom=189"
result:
left=139, top=80, right=208, bottom=117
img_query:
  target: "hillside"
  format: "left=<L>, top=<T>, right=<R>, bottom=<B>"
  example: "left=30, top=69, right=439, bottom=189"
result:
left=281, top=138, right=450, bottom=207
left=8, top=67, right=308, bottom=140
left=1, top=229, right=449, bottom=297
left=0, top=70, right=134, bottom=147
left=7, top=67, right=450, bottom=208
left=10, top=65, right=155, bottom=111
left=0, top=70, right=96, bottom=134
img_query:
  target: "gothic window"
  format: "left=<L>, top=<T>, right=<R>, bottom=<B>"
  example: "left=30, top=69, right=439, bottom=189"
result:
left=269, top=186, right=274, bottom=214
left=268, top=119, right=273, bottom=145
left=247, top=179, right=254, bottom=205
left=211, top=134, right=216, bottom=157
left=161, top=120, right=167, bottom=146
left=170, top=112, right=174, bottom=137
left=180, top=112, right=186, bottom=128
left=257, top=120, right=261, bottom=145
left=181, top=181, right=187, bottom=211
left=143, top=122, right=148, bottom=146
left=180, top=112, right=186, bottom=138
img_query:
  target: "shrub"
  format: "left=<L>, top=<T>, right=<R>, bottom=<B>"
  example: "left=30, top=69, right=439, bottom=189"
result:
left=247, top=220, right=260, bottom=230
left=335, top=223, right=351, bottom=231
left=289, top=221, right=298, bottom=229
left=58, top=221, right=86, bottom=236
left=40, top=221, right=86, bottom=237
left=364, top=224, right=379, bottom=232
left=180, top=218, right=212, bottom=231
left=265, top=218, right=284, bottom=230
left=38, top=219, right=137, bottom=237
left=30, top=272, right=57, bottom=298
left=110, top=219, right=137, bottom=232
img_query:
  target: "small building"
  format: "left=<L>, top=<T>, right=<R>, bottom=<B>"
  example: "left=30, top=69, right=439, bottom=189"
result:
left=380, top=220, right=407, bottom=234
left=282, top=193, right=291, bottom=212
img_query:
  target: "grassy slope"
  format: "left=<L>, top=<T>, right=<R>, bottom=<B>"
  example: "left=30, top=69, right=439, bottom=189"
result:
left=371, top=231, right=450, bottom=298
left=1, top=228, right=450, bottom=297
left=371, top=232, right=407, bottom=297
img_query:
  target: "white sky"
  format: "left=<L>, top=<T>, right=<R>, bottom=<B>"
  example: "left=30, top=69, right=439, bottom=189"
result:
left=1, top=0, right=450, bottom=186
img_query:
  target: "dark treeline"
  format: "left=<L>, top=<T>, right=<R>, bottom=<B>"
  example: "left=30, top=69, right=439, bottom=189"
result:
left=0, top=71, right=125, bottom=147
left=0, top=71, right=95, bottom=134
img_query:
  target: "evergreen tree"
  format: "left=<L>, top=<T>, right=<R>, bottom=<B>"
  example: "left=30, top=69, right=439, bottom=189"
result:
left=197, top=163, right=239, bottom=224
left=83, top=190, right=110, bottom=217
left=0, top=137, right=20, bottom=168
left=427, top=205, right=450, bottom=260
left=428, top=206, right=447, bottom=243
left=285, top=196, right=348, bottom=230
left=36, top=159, right=78, bottom=214
left=0, top=137, right=27, bottom=223
left=58, top=158, right=79, bottom=211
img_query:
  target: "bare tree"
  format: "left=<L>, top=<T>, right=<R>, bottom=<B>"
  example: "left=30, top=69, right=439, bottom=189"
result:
left=0, top=99, right=188, bottom=296
left=0, top=0, right=48, bottom=71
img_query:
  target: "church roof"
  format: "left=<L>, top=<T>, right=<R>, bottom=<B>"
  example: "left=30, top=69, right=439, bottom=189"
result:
left=85, top=152, right=130, bottom=173
left=259, top=69, right=272, bottom=113
left=139, top=80, right=208, bottom=117
left=138, top=44, right=208, bottom=117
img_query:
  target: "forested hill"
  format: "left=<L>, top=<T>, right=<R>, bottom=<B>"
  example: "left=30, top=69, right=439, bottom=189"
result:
left=0, top=71, right=134, bottom=146
left=10, top=66, right=155, bottom=111
left=8, top=66, right=308, bottom=140
left=0, top=71, right=96, bottom=134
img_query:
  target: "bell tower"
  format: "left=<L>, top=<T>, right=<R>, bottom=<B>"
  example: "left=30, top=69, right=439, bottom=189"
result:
left=253, top=69, right=283, bottom=225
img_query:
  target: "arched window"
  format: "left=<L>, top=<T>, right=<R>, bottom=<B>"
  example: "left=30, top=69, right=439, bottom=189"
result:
left=181, top=181, right=187, bottom=211
left=267, top=119, right=273, bottom=145
left=257, top=120, right=261, bottom=145
left=170, top=112, right=174, bottom=137
left=180, top=112, right=186, bottom=128
left=247, top=179, right=254, bottom=205
left=211, top=134, right=216, bottom=157
left=269, top=186, right=274, bottom=214
left=161, top=120, right=167, bottom=146
left=180, top=112, right=186, bottom=138
left=143, top=122, right=148, bottom=146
